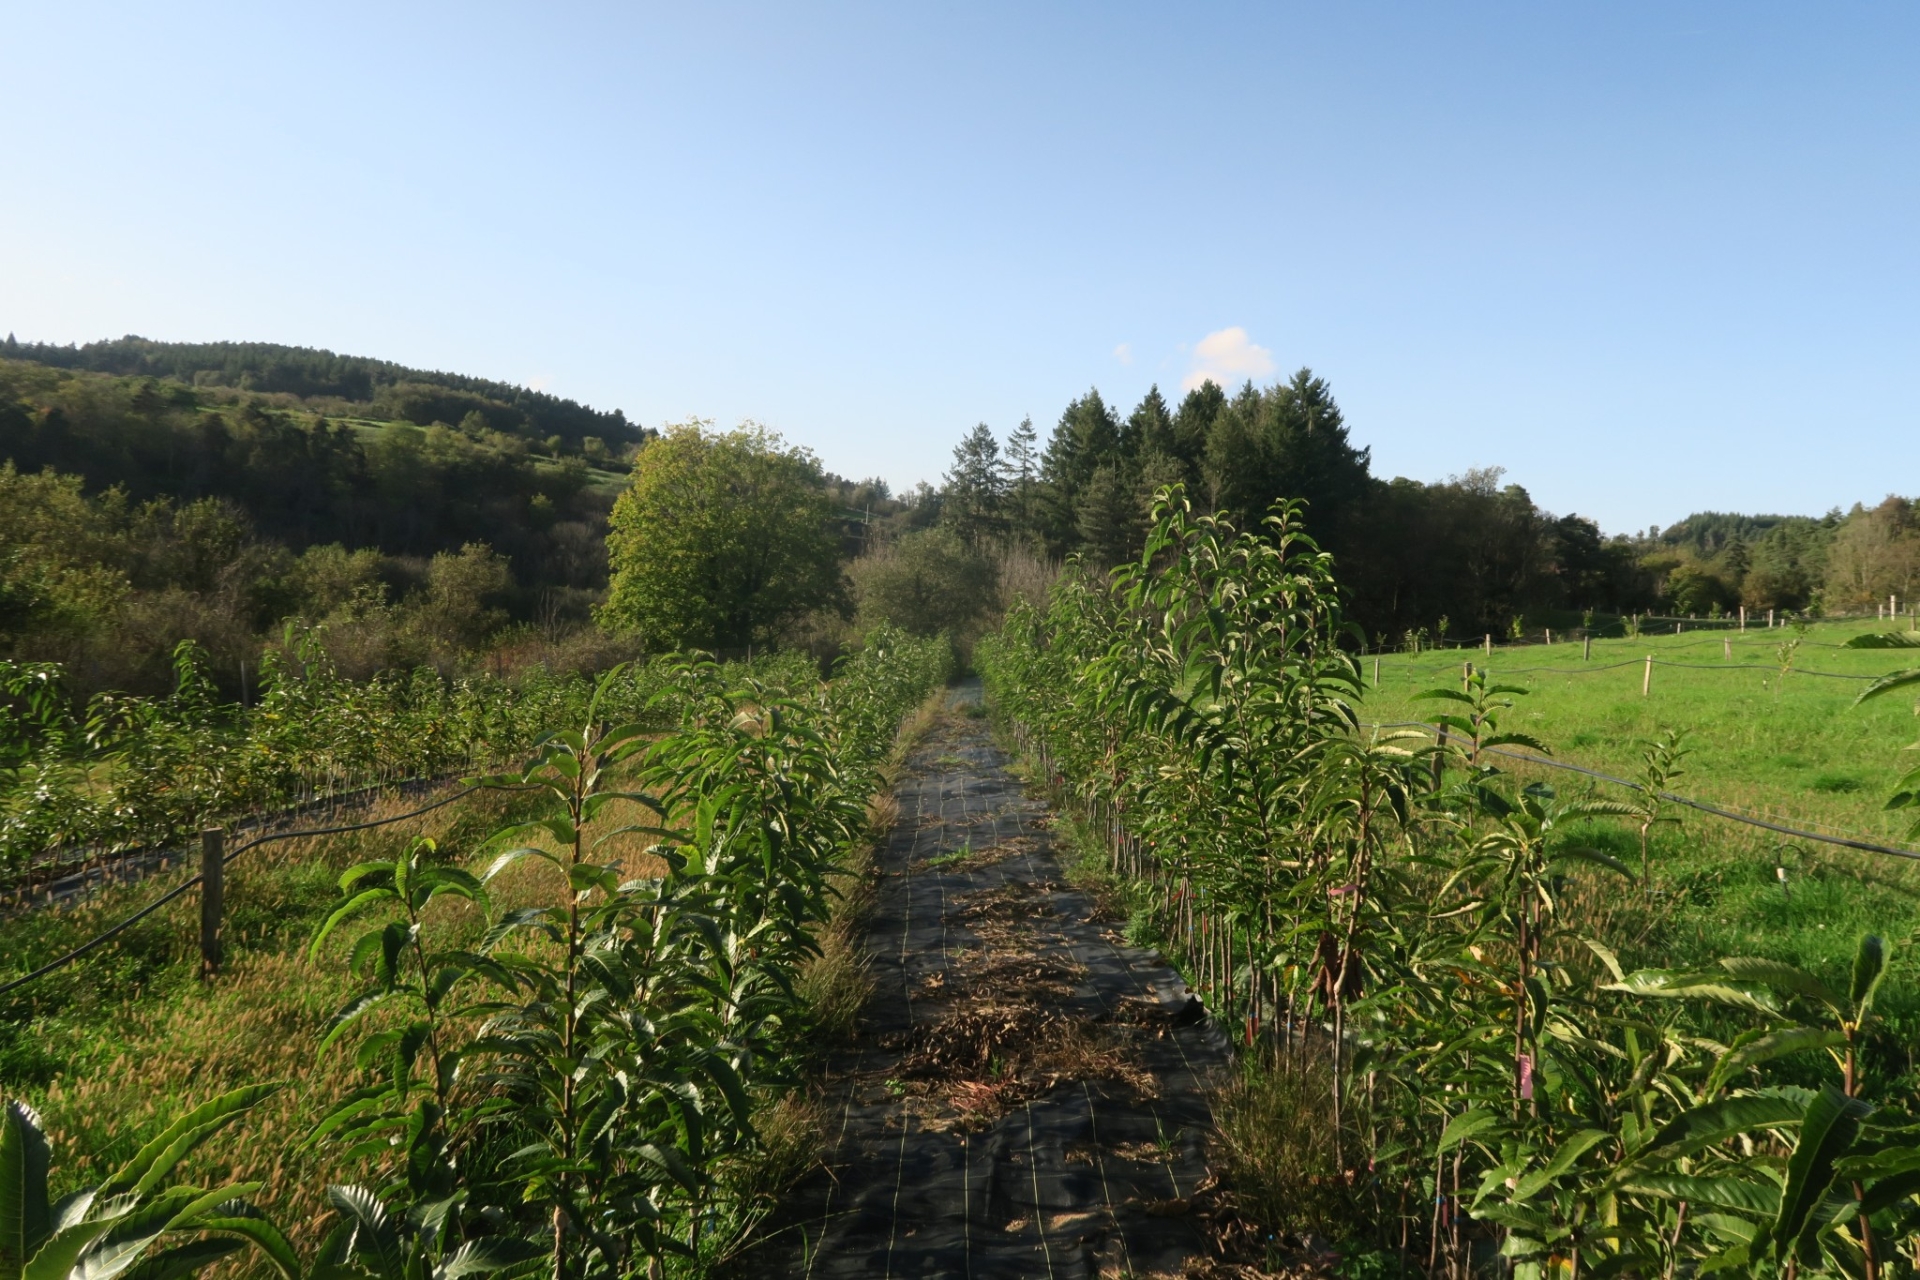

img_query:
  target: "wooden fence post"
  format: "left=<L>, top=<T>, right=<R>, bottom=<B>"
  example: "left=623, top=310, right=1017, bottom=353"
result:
left=1373, top=656, right=1380, bottom=687
left=1463, top=661, right=1473, bottom=691
left=1768, top=609, right=1775, bottom=628
left=1642, top=655, right=1653, bottom=697
left=1483, top=633, right=1491, bottom=657
left=1739, top=605, right=1746, bottom=631
left=1724, top=636, right=1731, bottom=659
left=1583, top=634, right=1592, bottom=661
left=200, top=828, right=224, bottom=977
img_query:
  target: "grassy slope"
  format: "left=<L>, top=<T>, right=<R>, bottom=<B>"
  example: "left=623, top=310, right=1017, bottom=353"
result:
left=1363, top=618, right=1920, bottom=1019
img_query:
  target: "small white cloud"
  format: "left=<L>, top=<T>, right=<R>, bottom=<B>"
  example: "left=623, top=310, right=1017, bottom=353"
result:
left=1112, top=342, right=1133, bottom=365
left=526, top=374, right=552, bottom=392
left=1181, top=326, right=1274, bottom=392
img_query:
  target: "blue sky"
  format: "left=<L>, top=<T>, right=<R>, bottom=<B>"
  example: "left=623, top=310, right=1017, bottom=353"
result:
left=2, top=2, right=1914, bottom=534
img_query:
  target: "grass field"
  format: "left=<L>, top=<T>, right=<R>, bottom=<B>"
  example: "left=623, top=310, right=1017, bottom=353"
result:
left=1363, top=617, right=1920, bottom=1018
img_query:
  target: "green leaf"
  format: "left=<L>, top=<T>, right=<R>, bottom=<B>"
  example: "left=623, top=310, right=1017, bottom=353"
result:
left=1583, top=938, right=1625, bottom=983
left=431, top=1238, right=544, bottom=1280
left=1771, top=1085, right=1872, bottom=1261
left=1718, top=956, right=1840, bottom=1007
left=22, top=1219, right=119, bottom=1280
left=108, top=1238, right=245, bottom=1280
left=480, top=847, right=558, bottom=884
left=1845, top=633, right=1920, bottom=649
left=309, top=888, right=397, bottom=960
left=1854, top=668, right=1920, bottom=706
left=1606, top=969, right=1780, bottom=1015
left=1438, top=1107, right=1500, bottom=1153
left=324, top=1186, right=402, bottom=1280
left=1859, top=1168, right=1920, bottom=1217
left=1483, top=733, right=1552, bottom=756
left=1626, top=1092, right=1809, bottom=1166
left=1850, top=934, right=1888, bottom=1018
left=100, top=1086, right=280, bottom=1197
left=1706, top=1027, right=1846, bottom=1097
left=335, top=862, right=395, bottom=893
left=317, top=992, right=396, bottom=1052
left=1617, top=1173, right=1780, bottom=1217
left=1510, top=1130, right=1610, bottom=1201
left=1550, top=847, right=1635, bottom=880
left=0, top=1100, right=52, bottom=1277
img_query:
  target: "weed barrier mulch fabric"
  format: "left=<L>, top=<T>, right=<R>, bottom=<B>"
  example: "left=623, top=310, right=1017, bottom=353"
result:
left=766, top=688, right=1232, bottom=1279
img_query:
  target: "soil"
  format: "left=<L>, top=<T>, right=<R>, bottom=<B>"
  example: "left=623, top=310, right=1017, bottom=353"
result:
left=759, top=683, right=1233, bottom=1279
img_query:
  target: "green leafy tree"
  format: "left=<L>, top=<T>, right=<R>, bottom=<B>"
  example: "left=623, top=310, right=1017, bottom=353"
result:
left=601, top=423, right=846, bottom=651
left=850, top=526, right=996, bottom=640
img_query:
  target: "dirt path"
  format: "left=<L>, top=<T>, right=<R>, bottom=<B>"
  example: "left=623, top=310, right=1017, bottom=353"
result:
left=767, top=684, right=1231, bottom=1279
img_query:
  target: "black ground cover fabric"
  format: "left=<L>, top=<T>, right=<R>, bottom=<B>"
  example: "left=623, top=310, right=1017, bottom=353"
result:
left=762, top=685, right=1231, bottom=1279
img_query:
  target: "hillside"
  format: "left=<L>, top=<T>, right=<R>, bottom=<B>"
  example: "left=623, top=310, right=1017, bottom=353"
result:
left=0, top=335, right=640, bottom=448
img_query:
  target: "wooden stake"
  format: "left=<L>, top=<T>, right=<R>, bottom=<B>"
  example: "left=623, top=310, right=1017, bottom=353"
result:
left=1724, top=636, right=1731, bottom=659
left=1739, top=605, right=1746, bottom=631
left=1463, top=661, right=1473, bottom=691
left=1373, top=655, right=1380, bottom=687
left=1483, top=633, right=1491, bottom=657
left=1642, top=655, right=1653, bottom=697
left=1583, top=633, right=1592, bottom=661
left=200, top=828, right=225, bottom=977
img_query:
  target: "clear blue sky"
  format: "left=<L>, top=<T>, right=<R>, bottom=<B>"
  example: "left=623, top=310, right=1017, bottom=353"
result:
left=3, top=2, right=1914, bottom=535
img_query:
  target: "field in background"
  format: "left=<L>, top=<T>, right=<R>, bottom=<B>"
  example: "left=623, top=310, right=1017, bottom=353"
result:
left=1364, top=617, right=1920, bottom=988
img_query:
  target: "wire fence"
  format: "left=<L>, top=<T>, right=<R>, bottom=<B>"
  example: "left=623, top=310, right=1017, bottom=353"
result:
left=1375, top=656, right=1896, bottom=681
left=0, top=782, right=485, bottom=999
left=1363, top=719, right=1920, bottom=861
left=1384, top=606, right=1916, bottom=654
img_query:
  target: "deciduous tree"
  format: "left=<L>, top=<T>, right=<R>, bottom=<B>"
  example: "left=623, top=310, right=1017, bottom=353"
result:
left=601, top=422, right=846, bottom=651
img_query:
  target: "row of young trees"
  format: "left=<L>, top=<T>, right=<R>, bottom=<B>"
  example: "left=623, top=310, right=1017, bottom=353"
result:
left=0, top=632, right=826, bottom=892
left=979, top=486, right=1920, bottom=1278
left=3, top=628, right=954, bottom=1280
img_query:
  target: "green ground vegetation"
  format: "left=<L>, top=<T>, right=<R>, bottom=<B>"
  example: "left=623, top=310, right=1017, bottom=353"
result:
left=1364, top=618, right=1920, bottom=989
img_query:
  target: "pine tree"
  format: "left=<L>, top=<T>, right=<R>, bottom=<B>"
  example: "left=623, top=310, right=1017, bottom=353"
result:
left=1075, top=463, right=1142, bottom=566
left=1038, top=390, right=1121, bottom=553
left=1005, top=416, right=1038, bottom=485
left=941, top=423, right=1008, bottom=544
left=1004, top=416, right=1041, bottom=544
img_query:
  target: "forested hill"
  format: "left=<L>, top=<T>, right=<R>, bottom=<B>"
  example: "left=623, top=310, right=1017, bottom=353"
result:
left=0, top=335, right=639, bottom=447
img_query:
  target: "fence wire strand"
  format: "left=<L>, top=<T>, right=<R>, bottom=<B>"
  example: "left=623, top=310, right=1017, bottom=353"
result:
left=1363, top=720, right=1919, bottom=860
left=0, top=783, right=485, bottom=998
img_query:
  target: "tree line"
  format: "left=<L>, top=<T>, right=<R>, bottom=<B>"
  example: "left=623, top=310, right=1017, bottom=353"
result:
left=917, top=371, right=1918, bottom=640
left=2, top=337, right=1910, bottom=704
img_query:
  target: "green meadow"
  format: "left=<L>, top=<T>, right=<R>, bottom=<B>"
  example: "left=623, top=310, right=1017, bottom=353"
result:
left=1363, top=617, right=1920, bottom=1012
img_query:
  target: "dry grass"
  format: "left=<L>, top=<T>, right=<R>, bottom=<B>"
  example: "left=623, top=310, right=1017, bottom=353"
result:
left=1208, top=1047, right=1355, bottom=1242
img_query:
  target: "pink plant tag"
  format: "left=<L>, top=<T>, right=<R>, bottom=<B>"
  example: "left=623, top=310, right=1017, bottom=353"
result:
left=1518, top=1053, right=1535, bottom=1100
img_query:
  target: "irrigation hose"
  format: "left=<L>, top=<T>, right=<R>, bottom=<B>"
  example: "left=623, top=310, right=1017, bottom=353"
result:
left=0, top=783, right=485, bottom=999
